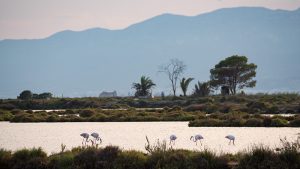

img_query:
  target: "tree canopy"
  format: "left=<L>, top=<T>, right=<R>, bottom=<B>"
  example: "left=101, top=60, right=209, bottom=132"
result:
left=18, top=91, right=53, bottom=100
left=18, top=90, right=33, bottom=100
left=193, top=81, right=212, bottom=97
left=210, top=55, right=257, bottom=95
left=132, top=76, right=156, bottom=97
left=159, top=59, right=186, bottom=96
left=180, top=77, right=194, bottom=96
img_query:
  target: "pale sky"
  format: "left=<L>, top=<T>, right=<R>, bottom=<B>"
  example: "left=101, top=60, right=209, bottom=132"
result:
left=1, top=0, right=300, bottom=39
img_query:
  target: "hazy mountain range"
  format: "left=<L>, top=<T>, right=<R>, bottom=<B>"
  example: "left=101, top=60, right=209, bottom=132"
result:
left=1, top=7, right=300, bottom=98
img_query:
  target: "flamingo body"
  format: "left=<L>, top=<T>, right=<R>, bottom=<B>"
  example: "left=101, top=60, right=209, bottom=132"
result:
left=91, top=132, right=102, bottom=144
left=190, top=134, right=204, bottom=145
left=169, top=134, right=177, bottom=145
left=225, top=135, right=235, bottom=145
left=80, top=133, right=90, bottom=146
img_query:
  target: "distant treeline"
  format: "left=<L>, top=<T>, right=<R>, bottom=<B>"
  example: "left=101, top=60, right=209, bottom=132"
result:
left=1, top=107, right=300, bottom=127
left=1, top=93, right=299, bottom=113
left=0, top=138, right=299, bottom=169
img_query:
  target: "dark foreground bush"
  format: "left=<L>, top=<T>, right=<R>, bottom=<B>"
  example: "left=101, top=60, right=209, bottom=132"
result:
left=237, top=146, right=285, bottom=169
left=290, top=117, right=300, bottom=127
left=73, top=146, right=120, bottom=169
left=271, top=118, right=289, bottom=127
left=11, top=147, right=48, bottom=169
left=244, top=118, right=263, bottom=127
left=238, top=138, right=300, bottom=169
left=48, top=151, right=74, bottom=169
left=115, top=150, right=147, bottom=169
left=189, top=118, right=222, bottom=127
left=0, top=139, right=299, bottom=169
left=0, top=149, right=12, bottom=169
left=189, top=150, right=230, bottom=169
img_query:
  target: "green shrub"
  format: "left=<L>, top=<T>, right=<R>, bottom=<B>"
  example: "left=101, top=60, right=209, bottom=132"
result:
left=74, top=146, right=120, bottom=169
left=209, top=112, right=223, bottom=119
left=73, top=148, right=98, bottom=169
left=0, top=111, right=13, bottom=121
left=223, top=118, right=245, bottom=127
left=65, top=109, right=76, bottom=114
left=11, top=148, right=48, bottom=169
left=190, top=150, right=229, bottom=169
left=263, top=117, right=272, bottom=127
left=48, top=151, right=74, bottom=169
left=189, top=119, right=222, bottom=127
left=237, top=146, right=286, bottom=169
left=89, top=113, right=108, bottom=122
left=267, top=106, right=279, bottom=114
left=270, top=118, right=289, bottom=127
left=205, top=104, right=219, bottom=113
left=96, top=146, right=120, bottom=169
left=0, top=149, right=12, bottom=169
left=46, top=115, right=59, bottom=122
left=11, top=113, right=35, bottom=122
left=289, top=118, right=300, bottom=127
left=171, top=106, right=182, bottom=111
left=115, top=150, right=146, bottom=169
left=79, top=109, right=95, bottom=118
left=10, top=109, right=24, bottom=115
left=246, top=101, right=267, bottom=113
left=245, top=118, right=263, bottom=127
left=184, top=104, right=205, bottom=112
left=277, top=138, right=300, bottom=169
left=163, top=150, right=191, bottom=169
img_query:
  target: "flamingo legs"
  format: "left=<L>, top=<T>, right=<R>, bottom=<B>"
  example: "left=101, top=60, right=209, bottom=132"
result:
left=82, top=138, right=89, bottom=147
left=228, top=140, right=235, bottom=145
left=194, top=140, right=203, bottom=146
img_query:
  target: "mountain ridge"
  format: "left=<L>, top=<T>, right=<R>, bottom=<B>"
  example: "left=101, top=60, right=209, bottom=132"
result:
left=2, top=6, right=300, bottom=41
left=0, top=7, right=299, bottom=98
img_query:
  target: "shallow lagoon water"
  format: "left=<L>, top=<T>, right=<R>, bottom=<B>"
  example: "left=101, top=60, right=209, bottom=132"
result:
left=0, top=122, right=299, bottom=154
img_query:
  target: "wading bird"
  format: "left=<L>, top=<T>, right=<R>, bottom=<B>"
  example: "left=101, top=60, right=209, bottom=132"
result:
left=225, top=135, right=235, bottom=145
left=169, top=134, right=177, bottom=145
left=91, top=132, right=102, bottom=145
left=190, top=134, right=204, bottom=145
left=80, top=133, right=90, bottom=146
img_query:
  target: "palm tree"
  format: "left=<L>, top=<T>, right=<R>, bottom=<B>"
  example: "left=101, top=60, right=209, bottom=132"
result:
left=132, top=76, right=156, bottom=97
left=180, top=77, right=194, bottom=96
left=193, top=81, right=211, bottom=97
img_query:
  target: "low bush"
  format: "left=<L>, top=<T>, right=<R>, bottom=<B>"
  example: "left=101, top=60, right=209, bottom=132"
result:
left=0, top=149, right=12, bottom=169
left=115, top=150, right=147, bottom=169
left=237, top=146, right=285, bottom=169
left=0, top=111, right=13, bottom=121
left=244, top=118, right=263, bottom=127
left=190, top=150, right=230, bottom=169
left=48, top=151, right=74, bottom=169
left=11, top=148, right=48, bottom=169
left=79, top=109, right=96, bottom=118
left=0, top=138, right=299, bottom=169
left=270, top=118, right=289, bottom=127
left=189, top=119, right=222, bottom=127
left=73, top=146, right=120, bottom=169
left=289, top=118, right=300, bottom=127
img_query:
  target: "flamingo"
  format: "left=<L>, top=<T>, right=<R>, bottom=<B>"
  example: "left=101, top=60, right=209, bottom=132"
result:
left=225, top=135, right=235, bottom=145
left=80, top=133, right=90, bottom=146
left=169, top=134, right=177, bottom=145
left=91, top=132, right=102, bottom=145
left=190, top=134, right=204, bottom=145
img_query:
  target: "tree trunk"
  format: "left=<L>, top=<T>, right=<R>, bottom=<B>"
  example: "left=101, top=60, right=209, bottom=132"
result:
left=172, top=88, right=176, bottom=97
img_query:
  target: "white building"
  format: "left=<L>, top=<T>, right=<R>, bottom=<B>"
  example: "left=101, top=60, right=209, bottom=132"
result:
left=99, top=91, right=117, bottom=98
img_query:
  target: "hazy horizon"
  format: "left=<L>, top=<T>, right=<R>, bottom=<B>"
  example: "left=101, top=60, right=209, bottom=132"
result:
left=1, top=0, right=300, bottom=39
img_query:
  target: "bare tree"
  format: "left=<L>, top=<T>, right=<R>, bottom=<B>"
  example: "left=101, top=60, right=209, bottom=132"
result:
left=159, top=59, right=186, bottom=96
